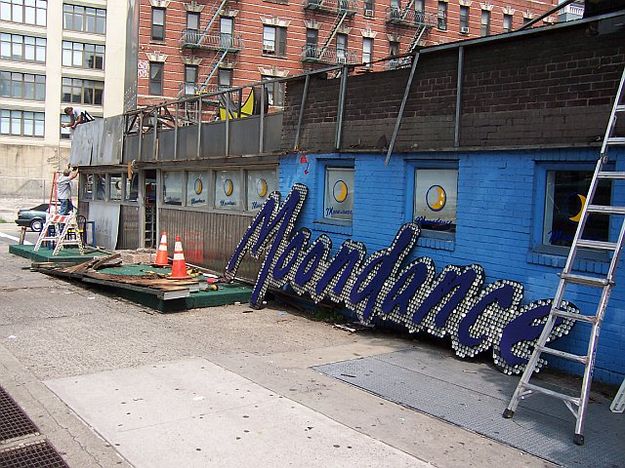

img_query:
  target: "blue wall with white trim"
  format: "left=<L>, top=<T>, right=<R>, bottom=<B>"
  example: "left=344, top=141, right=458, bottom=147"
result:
left=279, top=148, right=625, bottom=385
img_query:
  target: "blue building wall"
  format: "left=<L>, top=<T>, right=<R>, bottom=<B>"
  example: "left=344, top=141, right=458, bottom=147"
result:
left=279, top=148, right=625, bottom=385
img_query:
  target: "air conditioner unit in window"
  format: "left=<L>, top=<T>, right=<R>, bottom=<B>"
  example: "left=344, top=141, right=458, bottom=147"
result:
left=337, top=56, right=347, bottom=64
left=364, top=9, right=374, bottom=17
left=264, top=44, right=275, bottom=53
left=460, top=26, right=469, bottom=34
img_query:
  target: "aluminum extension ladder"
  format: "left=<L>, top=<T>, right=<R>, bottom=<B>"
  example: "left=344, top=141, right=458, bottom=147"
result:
left=503, top=65, right=625, bottom=446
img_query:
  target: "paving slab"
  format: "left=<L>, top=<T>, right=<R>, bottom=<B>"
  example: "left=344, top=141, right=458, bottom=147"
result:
left=45, top=358, right=430, bottom=468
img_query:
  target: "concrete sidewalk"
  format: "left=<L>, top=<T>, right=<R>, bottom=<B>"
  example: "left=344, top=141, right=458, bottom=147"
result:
left=0, top=246, right=551, bottom=467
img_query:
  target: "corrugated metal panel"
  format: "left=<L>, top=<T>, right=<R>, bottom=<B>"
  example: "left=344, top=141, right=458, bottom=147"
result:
left=118, top=205, right=140, bottom=249
left=159, top=208, right=261, bottom=280
left=78, top=202, right=89, bottom=220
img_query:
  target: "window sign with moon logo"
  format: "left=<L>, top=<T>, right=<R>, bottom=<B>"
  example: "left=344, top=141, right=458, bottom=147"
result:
left=163, top=171, right=183, bottom=206
left=109, top=174, right=122, bottom=201
left=324, top=167, right=354, bottom=221
left=247, top=169, right=277, bottom=211
left=414, top=169, right=457, bottom=232
left=215, top=170, right=241, bottom=210
left=186, top=171, right=207, bottom=206
left=543, top=170, right=611, bottom=247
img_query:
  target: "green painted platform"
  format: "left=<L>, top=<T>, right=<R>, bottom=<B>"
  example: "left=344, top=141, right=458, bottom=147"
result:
left=9, top=244, right=106, bottom=263
left=83, top=264, right=252, bottom=313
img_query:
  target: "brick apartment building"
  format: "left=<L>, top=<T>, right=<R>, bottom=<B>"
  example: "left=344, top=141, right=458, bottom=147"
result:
left=137, top=0, right=564, bottom=107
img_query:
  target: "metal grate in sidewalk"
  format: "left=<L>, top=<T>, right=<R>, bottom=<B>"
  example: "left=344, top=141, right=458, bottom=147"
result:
left=0, top=386, right=39, bottom=442
left=0, top=441, right=68, bottom=467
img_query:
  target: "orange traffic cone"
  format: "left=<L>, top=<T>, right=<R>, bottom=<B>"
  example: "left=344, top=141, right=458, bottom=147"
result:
left=168, top=235, right=191, bottom=280
left=153, top=232, right=169, bottom=267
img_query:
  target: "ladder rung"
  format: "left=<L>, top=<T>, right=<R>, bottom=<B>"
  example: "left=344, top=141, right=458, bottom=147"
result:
left=587, top=204, right=625, bottom=215
left=617, top=104, right=625, bottom=112
left=536, top=345, right=588, bottom=364
left=607, top=137, right=625, bottom=145
left=597, top=171, right=625, bottom=180
left=560, top=272, right=610, bottom=287
left=522, top=382, right=580, bottom=405
left=552, top=308, right=597, bottom=324
left=576, top=239, right=618, bottom=250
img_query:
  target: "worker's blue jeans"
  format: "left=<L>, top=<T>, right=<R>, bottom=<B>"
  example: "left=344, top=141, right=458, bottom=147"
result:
left=59, top=199, right=73, bottom=215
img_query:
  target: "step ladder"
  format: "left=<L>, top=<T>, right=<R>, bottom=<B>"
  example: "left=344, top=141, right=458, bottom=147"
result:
left=33, top=211, right=85, bottom=256
left=502, top=65, right=625, bottom=445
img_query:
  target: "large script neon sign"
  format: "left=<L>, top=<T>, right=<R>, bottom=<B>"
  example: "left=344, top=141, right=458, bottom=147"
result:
left=225, top=184, right=579, bottom=374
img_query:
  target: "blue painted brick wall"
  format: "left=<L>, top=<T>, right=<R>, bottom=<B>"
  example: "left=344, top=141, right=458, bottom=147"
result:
left=279, top=149, right=625, bottom=385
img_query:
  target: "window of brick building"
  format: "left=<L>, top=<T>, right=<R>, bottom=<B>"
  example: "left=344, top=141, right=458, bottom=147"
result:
left=305, top=28, right=317, bottom=58
left=480, top=9, right=490, bottom=36
left=415, top=0, right=424, bottom=13
left=61, top=77, right=103, bottom=105
left=503, top=13, right=512, bottom=32
left=186, top=11, right=199, bottom=31
left=184, top=65, right=197, bottom=95
left=149, top=62, right=163, bottom=95
left=63, top=4, right=106, bottom=34
left=151, top=7, right=165, bottom=41
left=437, top=1, right=447, bottom=30
left=261, top=75, right=285, bottom=106
left=389, top=40, right=399, bottom=56
left=336, top=33, right=347, bottom=63
left=218, top=68, right=232, bottom=90
left=0, top=0, right=47, bottom=26
left=362, top=37, right=372, bottom=66
left=363, top=0, right=374, bottom=16
left=459, top=6, right=469, bottom=33
left=263, top=25, right=286, bottom=56
left=220, top=17, right=233, bottom=48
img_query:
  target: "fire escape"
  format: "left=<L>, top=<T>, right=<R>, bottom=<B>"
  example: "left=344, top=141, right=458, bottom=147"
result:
left=386, top=0, right=435, bottom=67
left=179, top=0, right=243, bottom=96
left=301, top=0, right=359, bottom=65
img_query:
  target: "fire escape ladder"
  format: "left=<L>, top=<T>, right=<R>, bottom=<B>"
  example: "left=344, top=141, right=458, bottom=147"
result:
left=196, top=0, right=229, bottom=47
left=199, top=48, right=229, bottom=93
left=408, top=23, right=427, bottom=53
left=318, top=9, right=348, bottom=60
left=400, top=0, right=415, bottom=20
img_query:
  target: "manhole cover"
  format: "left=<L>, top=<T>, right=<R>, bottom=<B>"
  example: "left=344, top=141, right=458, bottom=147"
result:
left=0, top=441, right=68, bottom=467
left=0, top=386, right=39, bottom=442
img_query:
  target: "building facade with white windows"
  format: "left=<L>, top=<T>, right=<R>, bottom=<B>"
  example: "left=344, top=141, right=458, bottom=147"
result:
left=0, top=0, right=130, bottom=198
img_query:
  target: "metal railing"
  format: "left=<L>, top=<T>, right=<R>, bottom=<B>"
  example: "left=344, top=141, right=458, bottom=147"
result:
left=385, top=8, right=436, bottom=27
left=180, top=30, right=244, bottom=51
left=303, top=0, right=357, bottom=15
left=301, top=45, right=359, bottom=64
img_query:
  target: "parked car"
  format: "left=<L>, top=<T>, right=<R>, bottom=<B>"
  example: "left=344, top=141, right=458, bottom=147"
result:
left=15, top=203, right=52, bottom=232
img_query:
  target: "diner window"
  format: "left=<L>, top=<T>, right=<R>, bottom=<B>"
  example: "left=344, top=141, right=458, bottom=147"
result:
left=82, top=174, right=93, bottom=200
left=0, top=71, right=45, bottom=100
left=261, top=75, right=285, bottom=107
left=149, top=62, right=163, bottom=95
left=0, top=109, right=44, bottom=137
left=109, top=174, right=122, bottom=201
left=61, top=77, right=104, bottom=105
left=413, top=167, right=458, bottom=234
left=503, top=14, right=513, bottom=32
left=263, top=25, right=286, bottom=56
left=62, top=41, right=105, bottom=69
left=63, top=4, right=106, bottom=34
left=151, top=7, right=165, bottom=41
left=324, top=167, right=354, bottom=222
left=0, top=0, right=47, bottom=26
left=459, top=6, right=469, bottom=33
left=0, top=34, right=46, bottom=62
left=247, top=169, right=277, bottom=212
left=215, top=170, right=241, bottom=211
left=437, top=1, right=447, bottom=30
left=542, top=169, right=611, bottom=248
left=362, top=38, right=372, bottom=66
left=125, top=173, right=139, bottom=202
left=186, top=171, right=207, bottom=206
left=480, top=9, right=490, bottom=36
left=94, top=174, right=106, bottom=200
left=163, top=171, right=183, bottom=206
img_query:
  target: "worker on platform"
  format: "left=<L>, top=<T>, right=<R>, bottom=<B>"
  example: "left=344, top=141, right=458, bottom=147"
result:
left=61, top=106, right=94, bottom=137
left=57, top=165, right=79, bottom=215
